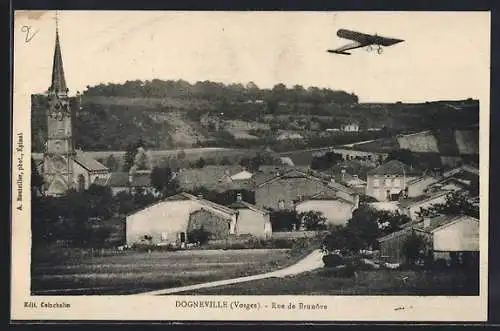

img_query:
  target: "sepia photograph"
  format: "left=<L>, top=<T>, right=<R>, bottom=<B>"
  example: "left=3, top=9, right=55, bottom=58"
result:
left=11, top=10, right=489, bottom=321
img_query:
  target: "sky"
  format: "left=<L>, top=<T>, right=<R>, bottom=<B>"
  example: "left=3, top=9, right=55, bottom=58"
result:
left=14, top=11, right=490, bottom=102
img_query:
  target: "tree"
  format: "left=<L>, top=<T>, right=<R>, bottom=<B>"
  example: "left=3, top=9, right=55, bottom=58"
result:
left=402, top=231, right=428, bottom=265
left=150, top=166, right=178, bottom=197
left=346, top=205, right=381, bottom=250
left=194, top=157, right=206, bottom=168
left=419, top=191, right=479, bottom=219
left=322, top=225, right=363, bottom=254
left=123, top=138, right=145, bottom=172
left=300, top=211, right=327, bottom=230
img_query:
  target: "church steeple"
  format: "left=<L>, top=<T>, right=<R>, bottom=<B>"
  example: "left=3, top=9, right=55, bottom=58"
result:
left=49, top=16, right=68, bottom=95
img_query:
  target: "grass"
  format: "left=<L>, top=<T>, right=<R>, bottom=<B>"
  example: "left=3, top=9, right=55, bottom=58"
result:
left=31, top=248, right=294, bottom=295
left=180, top=267, right=479, bottom=296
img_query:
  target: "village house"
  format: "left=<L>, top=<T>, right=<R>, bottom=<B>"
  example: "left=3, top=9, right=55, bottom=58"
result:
left=333, top=169, right=367, bottom=195
left=175, top=165, right=243, bottom=191
left=95, top=170, right=158, bottom=196
left=365, top=160, right=422, bottom=201
left=254, top=169, right=359, bottom=214
left=376, top=214, right=479, bottom=265
left=421, top=215, right=479, bottom=265
left=294, top=190, right=358, bottom=226
left=398, top=190, right=451, bottom=221
left=341, top=122, right=360, bottom=132
left=228, top=193, right=272, bottom=239
left=405, top=173, right=442, bottom=198
left=125, top=192, right=238, bottom=246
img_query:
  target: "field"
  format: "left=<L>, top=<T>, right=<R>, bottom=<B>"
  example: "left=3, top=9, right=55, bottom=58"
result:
left=31, top=248, right=293, bottom=295
left=181, top=267, right=479, bottom=296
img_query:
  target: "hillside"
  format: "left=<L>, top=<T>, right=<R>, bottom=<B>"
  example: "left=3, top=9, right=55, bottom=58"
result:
left=31, top=79, right=480, bottom=153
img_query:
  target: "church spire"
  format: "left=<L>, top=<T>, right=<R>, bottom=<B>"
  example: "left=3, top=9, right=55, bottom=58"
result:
left=49, top=13, right=68, bottom=95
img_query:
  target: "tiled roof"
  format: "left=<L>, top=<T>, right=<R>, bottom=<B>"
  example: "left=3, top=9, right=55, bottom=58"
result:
left=397, top=191, right=449, bottom=209
left=412, top=214, right=478, bottom=232
left=176, top=165, right=243, bottom=190
left=163, top=192, right=237, bottom=216
left=228, top=200, right=269, bottom=214
left=74, top=152, right=109, bottom=172
left=367, top=160, right=422, bottom=176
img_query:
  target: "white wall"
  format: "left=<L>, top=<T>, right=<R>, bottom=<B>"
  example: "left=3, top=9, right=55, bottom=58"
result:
left=433, top=217, right=479, bottom=251
left=235, top=209, right=271, bottom=239
left=295, top=200, right=353, bottom=226
left=126, top=200, right=196, bottom=245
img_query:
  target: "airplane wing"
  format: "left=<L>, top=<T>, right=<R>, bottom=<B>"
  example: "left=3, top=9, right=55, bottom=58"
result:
left=327, top=41, right=368, bottom=55
left=337, top=29, right=404, bottom=47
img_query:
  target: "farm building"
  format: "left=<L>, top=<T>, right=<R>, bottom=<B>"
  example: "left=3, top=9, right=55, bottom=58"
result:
left=376, top=214, right=479, bottom=265
left=125, top=192, right=238, bottom=246
left=377, top=227, right=431, bottom=264
left=426, top=215, right=479, bottom=265
left=228, top=193, right=272, bottom=239
left=294, top=190, right=358, bottom=226
left=254, top=168, right=359, bottom=211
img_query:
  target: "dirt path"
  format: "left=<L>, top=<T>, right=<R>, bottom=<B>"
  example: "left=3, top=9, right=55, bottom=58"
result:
left=135, top=249, right=325, bottom=296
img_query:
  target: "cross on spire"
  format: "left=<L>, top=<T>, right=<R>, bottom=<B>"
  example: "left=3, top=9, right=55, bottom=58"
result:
left=49, top=10, right=68, bottom=95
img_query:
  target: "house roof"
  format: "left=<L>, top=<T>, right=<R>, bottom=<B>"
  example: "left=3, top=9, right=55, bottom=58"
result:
left=377, top=226, right=428, bottom=242
left=163, top=192, right=237, bottom=216
left=176, top=165, right=243, bottom=190
left=427, top=215, right=479, bottom=233
left=228, top=200, right=269, bottom=215
left=367, top=160, right=422, bottom=176
left=255, top=168, right=357, bottom=196
left=397, top=191, right=450, bottom=209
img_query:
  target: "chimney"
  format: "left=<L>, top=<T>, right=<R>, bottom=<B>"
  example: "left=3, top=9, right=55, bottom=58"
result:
left=236, top=193, right=242, bottom=202
left=423, top=217, right=431, bottom=229
left=197, top=194, right=203, bottom=200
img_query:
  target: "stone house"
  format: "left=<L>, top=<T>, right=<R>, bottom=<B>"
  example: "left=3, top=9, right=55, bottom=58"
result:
left=365, top=160, right=422, bottom=201
left=125, top=192, right=237, bottom=246
left=254, top=169, right=359, bottom=211
left=398, top=191, right=450, bottom=220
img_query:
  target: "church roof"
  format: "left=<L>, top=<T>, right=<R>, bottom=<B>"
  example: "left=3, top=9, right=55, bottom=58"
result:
left=49, top=28, right=68, bottom=94
left=74, top=153, right=109, bottom=172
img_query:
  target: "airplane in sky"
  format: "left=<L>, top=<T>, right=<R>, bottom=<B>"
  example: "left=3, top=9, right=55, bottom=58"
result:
left=327, top=29, right=404, bottom=55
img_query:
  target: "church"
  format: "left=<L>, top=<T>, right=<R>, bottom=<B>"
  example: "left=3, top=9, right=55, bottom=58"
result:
left=34, top=25, right=110, bottom=197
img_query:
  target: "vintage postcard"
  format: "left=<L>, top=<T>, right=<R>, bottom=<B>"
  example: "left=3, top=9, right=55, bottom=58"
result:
left=11, top=10, right=490, bottom=321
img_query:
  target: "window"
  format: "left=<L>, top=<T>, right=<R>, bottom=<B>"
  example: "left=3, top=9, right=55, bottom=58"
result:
left=278, top=200, right=285, bottom=209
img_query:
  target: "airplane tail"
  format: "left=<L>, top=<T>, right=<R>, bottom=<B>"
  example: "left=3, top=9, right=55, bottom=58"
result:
left=327, top=50, right=351, bottom=55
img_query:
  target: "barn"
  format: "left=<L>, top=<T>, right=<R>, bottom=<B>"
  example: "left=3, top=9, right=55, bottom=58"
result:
left=125, top=192, right=237, bottom=246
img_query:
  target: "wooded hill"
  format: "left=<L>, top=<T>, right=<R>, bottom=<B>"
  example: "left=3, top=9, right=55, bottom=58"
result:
left=31, top=79, right=479, bottom=152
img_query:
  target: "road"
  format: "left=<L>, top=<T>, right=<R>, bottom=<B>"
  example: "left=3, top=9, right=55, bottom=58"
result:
left=134, top=249, right=325, bottom=296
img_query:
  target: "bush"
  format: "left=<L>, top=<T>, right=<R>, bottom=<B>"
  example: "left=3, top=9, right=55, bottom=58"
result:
left=322, top=254, right=344, bottom=267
